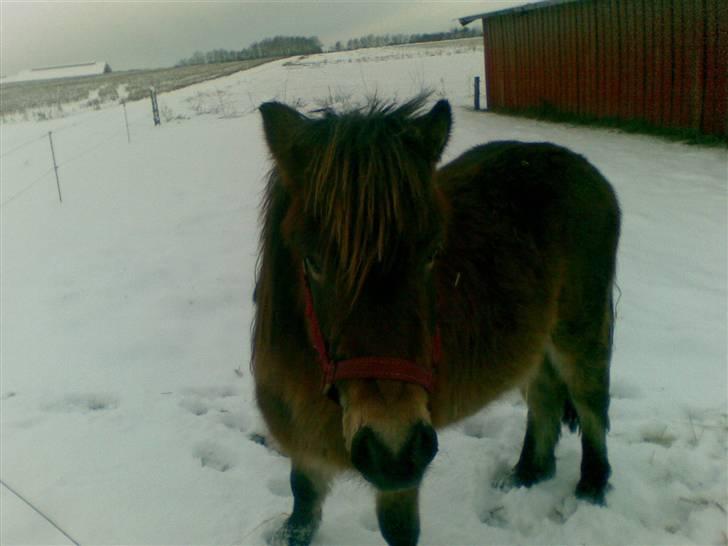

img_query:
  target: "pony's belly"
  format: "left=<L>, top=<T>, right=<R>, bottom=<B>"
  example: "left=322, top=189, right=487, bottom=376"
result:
left=430, top=352, right=542, bottom=428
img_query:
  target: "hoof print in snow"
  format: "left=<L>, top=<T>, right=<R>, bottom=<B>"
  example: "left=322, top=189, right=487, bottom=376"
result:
left=179, top=386, right=247, bottom=431
left=193, top=443, right=235, bottom=472
left=639, top=423, right=676, bottom=448
left=179, top=397, right=209, bottom=416
left=547, top=497, right=577, bottom=524
left=479, top=505, right=508, bottom=528
left=462, top=419, right=486, bottom=439
left=491, top=464, right=521, bottom=491
left=43, top=393, right=119, bottom=413
left=182, top=385, right=237, bottom=399
left=249, top=432, right=269, bottom=446
left=218, top=410, right=248, bottom=432
left=610, top=378, right=642, bottom=400
left=266, top=477, right=291, bottom=497
left=249, top=432, right=285, bottom=455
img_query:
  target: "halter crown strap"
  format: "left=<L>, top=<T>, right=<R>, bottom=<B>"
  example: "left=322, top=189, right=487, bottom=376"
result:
left=302, top=271, right=437, bottom=395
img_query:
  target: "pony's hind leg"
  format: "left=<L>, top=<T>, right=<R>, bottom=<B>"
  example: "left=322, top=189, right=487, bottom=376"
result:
left=508, top=356, right=568, bottom=488
left=270, top=462, right=332, bottom=546
left=550, top=302, right=613, bottom=505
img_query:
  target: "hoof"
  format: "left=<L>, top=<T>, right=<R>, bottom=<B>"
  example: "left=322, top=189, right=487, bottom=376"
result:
left=494, top=460, right=555, bottom=490
left=493, top=468, right=520, bottom=491
left=267, top=517, right=317, bottom=546
left=575, top=480, right=612, bottom=506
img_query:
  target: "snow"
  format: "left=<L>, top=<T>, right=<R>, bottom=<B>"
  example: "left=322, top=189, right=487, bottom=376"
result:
left=2, top=44, right=727, bottom=545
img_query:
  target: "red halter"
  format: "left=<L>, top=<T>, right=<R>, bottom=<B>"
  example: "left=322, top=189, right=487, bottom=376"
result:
left=302, top=270, right=439, bottom=396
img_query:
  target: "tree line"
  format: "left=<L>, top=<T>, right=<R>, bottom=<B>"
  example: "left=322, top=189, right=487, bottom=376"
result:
left=176, top=27, right=482, bottom=67
left=177, top=36, right=323, bottom=66
left=333, top=27, right=482, bottom=52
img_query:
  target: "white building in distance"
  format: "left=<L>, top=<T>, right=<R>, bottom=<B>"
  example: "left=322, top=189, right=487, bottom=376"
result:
left=2, top=62, right=112, bottom=84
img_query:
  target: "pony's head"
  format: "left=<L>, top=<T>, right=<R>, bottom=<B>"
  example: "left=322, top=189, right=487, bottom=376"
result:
left=260, top=97, right=451, bottom=490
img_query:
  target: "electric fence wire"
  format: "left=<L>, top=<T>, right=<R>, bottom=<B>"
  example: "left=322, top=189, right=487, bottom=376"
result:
left=56, top=127, right=127, bottom=169
left=2, top=103, right=171, bottom=209
left=2, top=122, right=137, bottom=208
left=0, top=167, right=55, bottom=208
left=26, top=100, right=145, bottom=141
left=0, top=133, right=47, bottom=159
left=0, top=103, right=143, bottom=162
left=0, top=479, right=81, bottom=546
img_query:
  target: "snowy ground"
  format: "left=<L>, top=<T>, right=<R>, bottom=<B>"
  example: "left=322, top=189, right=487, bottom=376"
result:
left=1, top=44, right=726, bottom=546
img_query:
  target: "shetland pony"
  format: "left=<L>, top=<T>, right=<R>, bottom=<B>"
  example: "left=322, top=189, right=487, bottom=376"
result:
left=253, top=97, right=620, bottom=546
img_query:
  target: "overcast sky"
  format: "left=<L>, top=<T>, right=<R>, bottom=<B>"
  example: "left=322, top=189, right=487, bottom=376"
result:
left=0, top=1, right=533, bottom=77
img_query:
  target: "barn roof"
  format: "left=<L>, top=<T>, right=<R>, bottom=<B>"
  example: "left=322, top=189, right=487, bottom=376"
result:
left=459, top=0, right=578, bottom=25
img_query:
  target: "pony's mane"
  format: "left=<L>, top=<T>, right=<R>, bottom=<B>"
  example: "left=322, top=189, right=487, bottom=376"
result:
left=299, top=96, right=437, bottom=300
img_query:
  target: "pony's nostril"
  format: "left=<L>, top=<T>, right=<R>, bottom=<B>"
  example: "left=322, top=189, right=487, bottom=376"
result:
left=350, top=424, right=437, bottom=490
left=351, top=426, right=383, bottom=477
left=409, top=422, right=438, bottom=468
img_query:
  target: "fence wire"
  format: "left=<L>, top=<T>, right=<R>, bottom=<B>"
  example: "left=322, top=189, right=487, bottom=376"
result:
left=0, top=133, right=47, bottom=159
left=56, top=128, right=126, bottom=169
left=1, top=103, right=156, bottom=208
left=0, top=478, right=81, bottom=545
left=0, top=167, right=55, bottom=208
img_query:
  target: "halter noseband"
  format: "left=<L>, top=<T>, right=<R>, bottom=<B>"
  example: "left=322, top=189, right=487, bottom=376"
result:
left=302, top=269, right=439, bottom=397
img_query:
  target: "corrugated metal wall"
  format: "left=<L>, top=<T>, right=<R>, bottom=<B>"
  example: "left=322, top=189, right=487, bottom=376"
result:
left=482, top=0, right=727, bottom=136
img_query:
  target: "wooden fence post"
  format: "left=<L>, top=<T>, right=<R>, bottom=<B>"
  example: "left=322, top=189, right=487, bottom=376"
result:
left=122, top=101, right=131, bottom=143
left=48, top=131, right=62, bottom=204
left=474, top=76, right=481, bottom=110
left=150, top=87, right=161, bottom=126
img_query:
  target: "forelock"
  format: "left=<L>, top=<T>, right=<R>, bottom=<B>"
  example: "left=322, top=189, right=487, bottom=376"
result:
left=301, top=98, right=436, bottom=300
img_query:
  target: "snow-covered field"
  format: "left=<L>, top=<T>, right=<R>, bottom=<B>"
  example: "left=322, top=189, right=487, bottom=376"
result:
left=1, top=44, right=726, bottom=545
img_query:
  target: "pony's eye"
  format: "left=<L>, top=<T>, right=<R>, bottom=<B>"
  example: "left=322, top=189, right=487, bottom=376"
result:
left=304, top=255, right=323, bottom=280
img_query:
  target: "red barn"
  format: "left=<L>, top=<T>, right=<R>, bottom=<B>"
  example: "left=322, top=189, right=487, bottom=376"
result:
left=460, top=0, right=727, bottom=137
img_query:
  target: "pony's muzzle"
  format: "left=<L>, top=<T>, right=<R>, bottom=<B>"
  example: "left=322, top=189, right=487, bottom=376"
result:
left=350, top=421, right=438, bottom=490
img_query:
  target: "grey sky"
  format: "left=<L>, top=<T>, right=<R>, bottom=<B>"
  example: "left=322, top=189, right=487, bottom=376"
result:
left=0, top=1, right=532, bottom=77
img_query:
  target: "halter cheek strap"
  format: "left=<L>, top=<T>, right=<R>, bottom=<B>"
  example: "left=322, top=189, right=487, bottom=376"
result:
left=301, top=270, right=438, bottom=395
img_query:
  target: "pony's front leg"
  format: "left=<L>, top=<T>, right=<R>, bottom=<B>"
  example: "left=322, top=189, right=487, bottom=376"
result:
left=270, top=463, right=331, bottom=546
left=376, top=487, right=421, bottom=546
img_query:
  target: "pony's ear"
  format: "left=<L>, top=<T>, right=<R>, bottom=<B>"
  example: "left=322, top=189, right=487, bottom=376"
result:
left=412, top=99, right=452, bottom=163
left=259, top=101, right=309, bottom=178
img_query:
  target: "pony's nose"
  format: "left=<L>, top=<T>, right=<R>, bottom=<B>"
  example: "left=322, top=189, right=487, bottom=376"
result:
left=351, top=422, right=438, bottom=490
